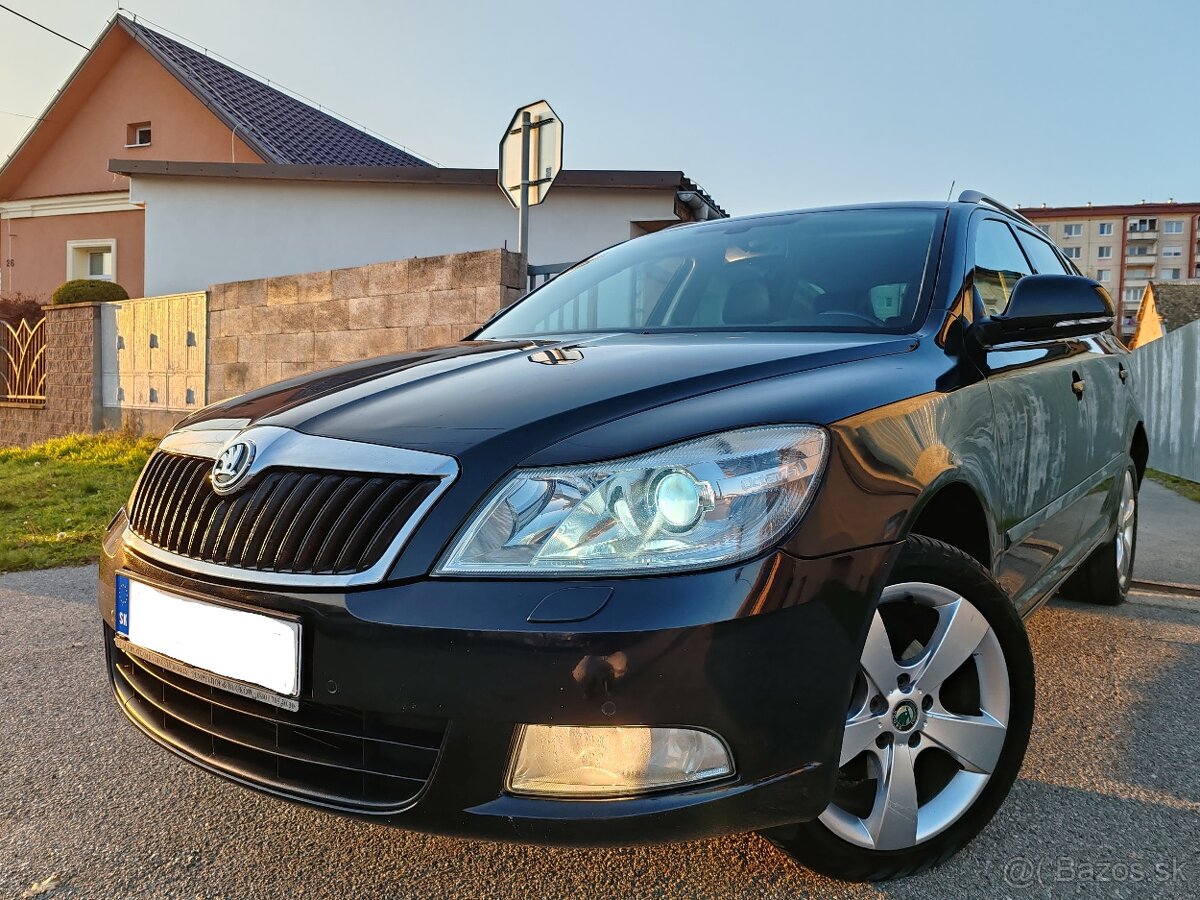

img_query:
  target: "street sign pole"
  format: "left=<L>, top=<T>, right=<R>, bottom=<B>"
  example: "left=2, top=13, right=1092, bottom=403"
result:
left=518, top=110, right=531, bottom=256
left=499, top=101, right=564, bottom=267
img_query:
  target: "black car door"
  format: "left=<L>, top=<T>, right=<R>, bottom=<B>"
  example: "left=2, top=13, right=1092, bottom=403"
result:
left=1013, top=226, right=1128, bottom=554
left=971, top=215, right=1092, bottom=611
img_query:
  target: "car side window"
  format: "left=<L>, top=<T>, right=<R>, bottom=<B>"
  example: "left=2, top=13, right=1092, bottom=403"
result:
left=973, top=219, right=1032, bottom=316
left=1015, top=231, right=1069, bottom=275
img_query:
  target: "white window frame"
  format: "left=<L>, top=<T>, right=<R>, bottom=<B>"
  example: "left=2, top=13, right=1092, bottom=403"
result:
left=66, top=238, right=116, bottom=282
left=1160, top=268, right=1182, bottom=280
left=1162, top=246, right=1183, bottom=258
left=1164, top=220, right=1185, bottom=234
left=1062, top=246, right=1082, bottom=259
left=1096, top=269, right=1111, bottom=282
left=1097, top=245, right=1112, bottom=258
left=1098, top=222, right=1114, bottom=236
left=1063, top=223, right=1083, bottom=237
left=1037, top=224, right=1050, bottom=236
left=124, top=123, right=152, bottom=148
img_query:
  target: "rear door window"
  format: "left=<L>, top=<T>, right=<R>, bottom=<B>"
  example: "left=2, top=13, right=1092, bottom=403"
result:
left=973, top=219, right=1032, bottom=316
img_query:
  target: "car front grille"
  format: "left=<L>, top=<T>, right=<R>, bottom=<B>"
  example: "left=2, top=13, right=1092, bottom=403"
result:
left=127, top=450, right=439, bottom=576
left=107, top=628, right=445, bottom=813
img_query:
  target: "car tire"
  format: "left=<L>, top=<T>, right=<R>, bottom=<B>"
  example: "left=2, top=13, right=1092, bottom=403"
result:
left=762, top=535, right=1035, bottom=882
left=1060, top=463, right=1138, bottom=607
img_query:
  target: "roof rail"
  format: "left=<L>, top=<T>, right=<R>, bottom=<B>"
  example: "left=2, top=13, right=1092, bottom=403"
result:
left=957, top=190, right=1038, bottom=229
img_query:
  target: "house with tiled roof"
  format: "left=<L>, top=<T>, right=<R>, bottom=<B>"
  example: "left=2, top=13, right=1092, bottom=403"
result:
left=3, top=13, right=724, bottom=305
left=0, top=14, right=430, bottom=303
left=1129, top=282, right=1200, bottom=348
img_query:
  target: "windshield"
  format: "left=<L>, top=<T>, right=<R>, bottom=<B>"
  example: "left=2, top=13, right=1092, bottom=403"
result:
left=479, top=207, right=943, bottom=339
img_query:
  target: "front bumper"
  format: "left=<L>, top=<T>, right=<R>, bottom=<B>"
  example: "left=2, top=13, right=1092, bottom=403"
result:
left=98, top=526, right=899, bottom=846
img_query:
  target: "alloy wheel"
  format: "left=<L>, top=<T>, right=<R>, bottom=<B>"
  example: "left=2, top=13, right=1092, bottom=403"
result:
left=819, top=582, right=1010, bottom=851
left=1115, top=470, right=1137, bottom=593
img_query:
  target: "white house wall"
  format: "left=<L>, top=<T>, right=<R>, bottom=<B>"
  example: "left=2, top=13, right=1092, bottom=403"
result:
left=131, top=177, right=679, bottom=296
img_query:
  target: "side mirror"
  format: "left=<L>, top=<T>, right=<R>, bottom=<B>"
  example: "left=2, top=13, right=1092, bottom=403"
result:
left=972, top=274, right=1115, bottom=348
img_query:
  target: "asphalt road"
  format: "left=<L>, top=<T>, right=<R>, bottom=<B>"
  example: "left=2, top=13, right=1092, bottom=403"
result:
left=1134, top=479, right=1200, bottom=587
left=3, top=566, right=1199, bottom=899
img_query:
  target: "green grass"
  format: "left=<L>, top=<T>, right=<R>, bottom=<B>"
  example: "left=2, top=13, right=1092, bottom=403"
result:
left=0, top=431, right=158, bottom=573
left=1146, top=468, right=1200, bottom=504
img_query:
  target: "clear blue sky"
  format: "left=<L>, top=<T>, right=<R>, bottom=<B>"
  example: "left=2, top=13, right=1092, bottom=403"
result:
left=2, top=0, right=1198, bottom=215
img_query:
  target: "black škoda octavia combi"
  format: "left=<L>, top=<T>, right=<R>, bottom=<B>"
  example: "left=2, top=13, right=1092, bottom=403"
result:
left=99, top=192, right=1146, bottom=881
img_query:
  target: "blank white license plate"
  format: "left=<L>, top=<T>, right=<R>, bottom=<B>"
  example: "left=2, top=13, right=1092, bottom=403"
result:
left=115, top=575, right=300, bottom=698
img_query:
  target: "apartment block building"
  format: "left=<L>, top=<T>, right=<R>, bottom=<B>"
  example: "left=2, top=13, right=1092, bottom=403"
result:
left=1019, top=201, right=1200, bottom=338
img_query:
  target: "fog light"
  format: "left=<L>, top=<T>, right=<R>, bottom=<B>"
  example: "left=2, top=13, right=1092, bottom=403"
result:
left=507, top=725, right=734, bottom=798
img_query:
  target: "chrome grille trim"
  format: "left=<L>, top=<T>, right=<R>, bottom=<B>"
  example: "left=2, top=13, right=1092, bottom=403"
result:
left=124, top=425, right=458, bottom=587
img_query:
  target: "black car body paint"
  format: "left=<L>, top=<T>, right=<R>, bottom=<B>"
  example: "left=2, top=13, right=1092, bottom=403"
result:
left=98, top=199, right=1144, bottom=846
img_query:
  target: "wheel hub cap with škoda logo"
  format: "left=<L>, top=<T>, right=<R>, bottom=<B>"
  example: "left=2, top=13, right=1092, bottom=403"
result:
left=892, top=699, right=919, bottom=732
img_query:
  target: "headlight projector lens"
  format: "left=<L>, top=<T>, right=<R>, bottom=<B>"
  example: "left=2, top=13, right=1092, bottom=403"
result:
left=653, top=471, right=704, bottom=530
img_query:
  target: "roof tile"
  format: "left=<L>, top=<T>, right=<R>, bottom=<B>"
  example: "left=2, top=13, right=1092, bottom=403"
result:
left=1151, top=283, right=1200, bottom=332
left=122, top=18, right=429, bottom=168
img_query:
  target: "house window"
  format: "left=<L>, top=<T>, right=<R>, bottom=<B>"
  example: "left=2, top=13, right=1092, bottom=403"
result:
left=1062, top=246, right=1082, bottom=259
left=1164, top=220, right=1184, bottom=234
left=1129, top=217, right=1157, bottom=233
left=1160, top=268, right=1182, bottom=280
left=1097, top=245, right=1112, bottom=258
left=1096, top=269, right=1111, bottom=282
left=126, top=122, right=152, bottom=147
left=1162, top=246, right=1183, bottom=257
left=66, top=239, right=116, bottom=282
left=1063, top=223, right=1083, bottom=237
left=1124, top=287, right=1143, bottom=302
left=1098, top=222, right=1114, bottom=236
left=1037, top=225, right=1050, bottom=236
left=1127, top=245, right=1153, bottom=257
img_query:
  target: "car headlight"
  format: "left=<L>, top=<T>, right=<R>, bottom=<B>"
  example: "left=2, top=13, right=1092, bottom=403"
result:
left=437, top=425, right=827, bottom=575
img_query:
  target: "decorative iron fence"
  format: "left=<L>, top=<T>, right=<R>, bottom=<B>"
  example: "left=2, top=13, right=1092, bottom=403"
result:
left=1, top=317, right=47, bottom=406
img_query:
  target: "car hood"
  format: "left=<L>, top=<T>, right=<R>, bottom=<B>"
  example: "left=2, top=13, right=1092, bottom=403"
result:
left=179, top=331, right=915, bottom=463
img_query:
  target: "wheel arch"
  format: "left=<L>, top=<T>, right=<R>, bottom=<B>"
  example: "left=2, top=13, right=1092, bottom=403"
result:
left=1130, top=421, right=1149, bottom=485
left=903, top=477, right=995, bottom=572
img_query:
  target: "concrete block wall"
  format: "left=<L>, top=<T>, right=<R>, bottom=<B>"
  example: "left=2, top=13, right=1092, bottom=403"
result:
left=0, top=302, right=102, bottom=447
left=206, top=248, right=524, bottom=402
left=0, top=247, right=525, bottom=444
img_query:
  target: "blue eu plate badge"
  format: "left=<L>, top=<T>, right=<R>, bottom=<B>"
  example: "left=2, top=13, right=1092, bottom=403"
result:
left=115, top=574, right=130, bottom=636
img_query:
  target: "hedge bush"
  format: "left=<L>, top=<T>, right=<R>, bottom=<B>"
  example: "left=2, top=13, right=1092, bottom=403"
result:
left=0, top=293, right=44, bottom=325
left=51, top=279, right=130, bottom=305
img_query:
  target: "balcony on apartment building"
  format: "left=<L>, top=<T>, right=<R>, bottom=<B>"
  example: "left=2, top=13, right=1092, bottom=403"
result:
left=1126, top=223, right=1158, bottom=241
left=1125, top=249, right=1157, bottom=264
